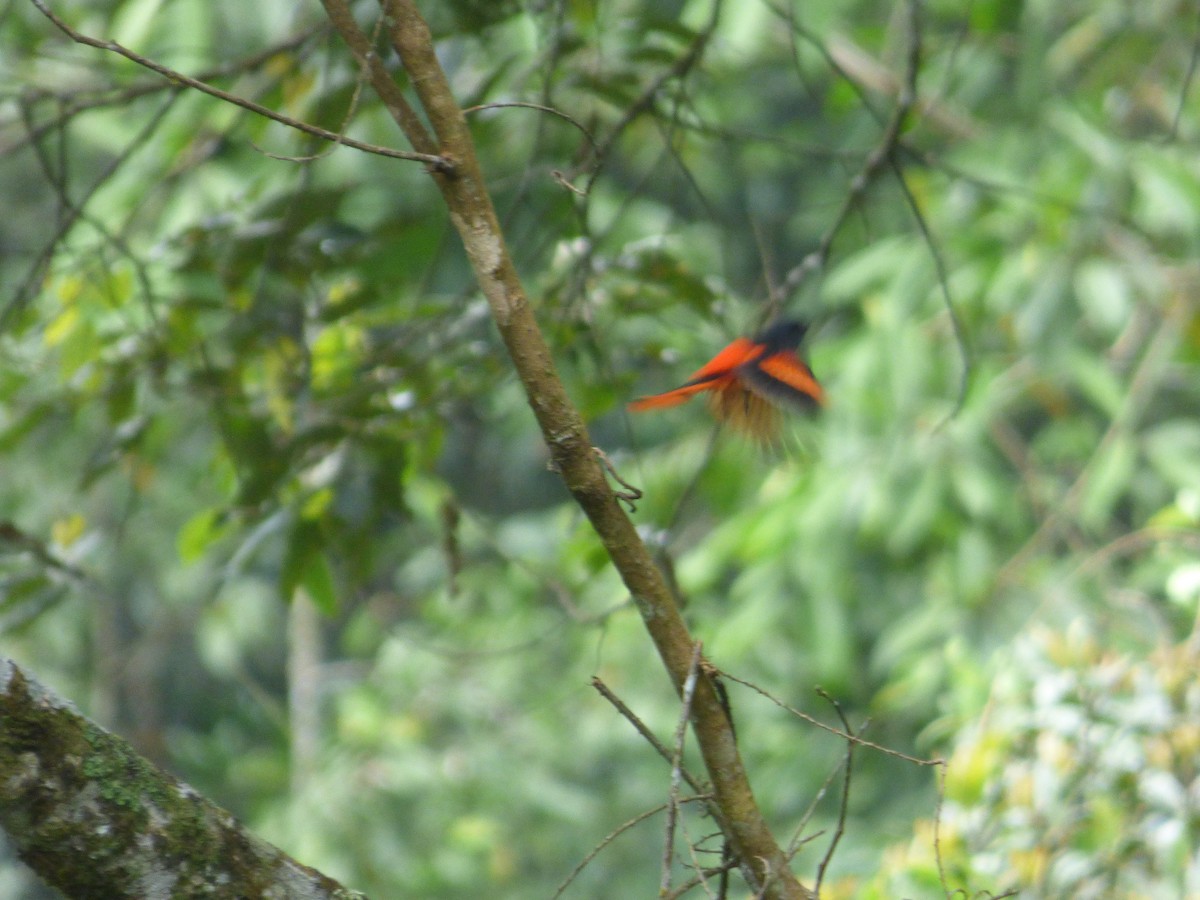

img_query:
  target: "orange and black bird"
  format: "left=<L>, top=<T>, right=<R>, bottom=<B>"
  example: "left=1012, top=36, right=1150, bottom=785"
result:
left=628, top=320, right=824, bottom=441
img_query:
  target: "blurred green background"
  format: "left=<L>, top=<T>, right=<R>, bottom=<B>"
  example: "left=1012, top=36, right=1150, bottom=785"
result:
left=2, top=0, right=1199, bottom=896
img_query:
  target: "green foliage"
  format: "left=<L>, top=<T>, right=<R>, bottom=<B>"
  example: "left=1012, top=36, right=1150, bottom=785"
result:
left=862, top=627, right=1200, bottom=898
left=3, top=0, right=1200, bottom=896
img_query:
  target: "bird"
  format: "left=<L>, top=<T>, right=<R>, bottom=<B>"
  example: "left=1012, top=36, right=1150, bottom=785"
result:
left=628, top=320, right=823, bottom=441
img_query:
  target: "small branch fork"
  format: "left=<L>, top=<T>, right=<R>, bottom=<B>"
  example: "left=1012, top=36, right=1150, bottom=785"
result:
left=779, top=0, right=924, bottom=299
left=770, top=0, right=970, bottom=413
left=596, top=668, right=973, bottom=898
left=591, top=677, right=708, bottom=796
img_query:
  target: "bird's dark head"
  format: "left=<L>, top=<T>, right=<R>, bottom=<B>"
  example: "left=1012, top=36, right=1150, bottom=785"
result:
left=753, top=320, right=809, bottom=352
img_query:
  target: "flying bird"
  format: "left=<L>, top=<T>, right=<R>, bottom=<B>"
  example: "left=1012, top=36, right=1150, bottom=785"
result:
left=628, top=320, right=823, bottom=441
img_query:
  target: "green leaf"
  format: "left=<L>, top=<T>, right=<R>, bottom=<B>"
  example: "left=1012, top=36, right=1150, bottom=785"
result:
left=178, top=507, right=227, bottom=564
left=887, top=464, right=945, bottom=557
left=1067, top=348, right=1124, bottom=418
left=1074, top=258, right=1131, bottom=333
left=1143, top=420, right=1200, bottom=492
left=1079, top=434, right=1137, bottom=531
left=300, top=551, right=338, bottom=617
left=280, top=519, right=338, bottom=615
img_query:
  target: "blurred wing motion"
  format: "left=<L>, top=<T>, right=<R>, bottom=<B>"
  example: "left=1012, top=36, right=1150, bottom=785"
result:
left=625, top=337, right=757, bottom=411
left=628, top=320, right=823, bottom=440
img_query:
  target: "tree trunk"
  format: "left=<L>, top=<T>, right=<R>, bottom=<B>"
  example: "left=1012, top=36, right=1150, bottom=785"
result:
left=0, top=657, right=364, bottom=900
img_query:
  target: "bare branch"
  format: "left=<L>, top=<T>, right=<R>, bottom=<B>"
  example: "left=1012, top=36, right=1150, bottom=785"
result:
left=28, top=0, right=448, bottom=168
left=329, top=1, right=808, bottom=893
left=662, top=642, right=704, bottom=894
left=463, top=101, right=599, bottom=159
left=718, top=670, right=942, bottom=767
left=2, top=24, right=328, bottom=158
left=553, top=795, right=712, bottom=900
left=591, top=677, right=707, bottom=796
left=813, top=689, right=859, bottom=893
left=779, top=0, right=924, bottom=300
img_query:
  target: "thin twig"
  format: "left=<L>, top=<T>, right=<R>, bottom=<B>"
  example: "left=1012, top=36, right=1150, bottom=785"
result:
left=28, top=0, right=447, bottom=168
left=3, top=24, right=328, bottom=158
left=675, top=819, right=720, bottom=900
left=0, top=522, right=89, bottom=582
left=463, top=101, right=599, bottom=157
left=580, top=0, right=724, bottom=194
left=778, top=0, right=923, bottom=298
left=1071, top=527, right=1200, bottom=580
left=1168, top=1, right=1200, bottom=139
left=662, top=642, right=705, bottom=894
left=762, top=0, right=887, bottom=126
left=252, top=15, right=377, bottom=164
left=552, top=795, right=712, bottom=900
left=319, top=0, right=440, bottom=159
left=813, top=689, right=858, bottom=893
left=2, top=91, right=177, bottom=332
left=590, top=676, right=707, bottom=795
left=786, top=764, right=837, bottom=859
left=931, top=756, right=954, bottom=897
left=663, top=856, right=742, bottom=900
left=888, top=153, right=970, bottom=420
left=15, top=93, right=166, bottom=329
left=719, top=671, right=941, bottom=767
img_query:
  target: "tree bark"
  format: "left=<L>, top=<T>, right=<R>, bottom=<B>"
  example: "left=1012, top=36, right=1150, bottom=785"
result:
left=23, top=1, right=814, bottom=894
left=316, top=2, right=813, bottom=896
left=0, top=657, right=365, bottom=900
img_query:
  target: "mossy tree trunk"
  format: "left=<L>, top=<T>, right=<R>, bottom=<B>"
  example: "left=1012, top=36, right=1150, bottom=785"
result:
left=0, top=657, right=365, bottom=900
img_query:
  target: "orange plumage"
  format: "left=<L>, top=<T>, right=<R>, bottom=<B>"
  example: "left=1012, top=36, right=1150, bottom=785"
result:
left=628, top=320, right=823, bottom=440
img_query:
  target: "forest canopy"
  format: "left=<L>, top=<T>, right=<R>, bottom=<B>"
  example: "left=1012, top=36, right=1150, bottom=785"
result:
left=2, top=0, right=1199, bottom=897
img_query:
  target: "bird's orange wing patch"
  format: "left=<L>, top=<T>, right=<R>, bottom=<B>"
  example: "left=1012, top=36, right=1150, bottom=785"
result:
left=628, top=326, right=822, bottom=442
left=739, top=350, right=824, bottom=410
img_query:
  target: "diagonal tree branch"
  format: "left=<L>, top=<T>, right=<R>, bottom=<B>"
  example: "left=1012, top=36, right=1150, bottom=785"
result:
left=315, top=0, right=438, bottom=158
left=28, top=0, right=448, bottom=169
left=313, top=0, right=809, bottom=895
left=780, top=0, right=924, bottom=300
left=23, top=2, right=813, bottom=894
left=0, top=657, right=365, bottom=899
left=3, top=24, right=329, bottom=159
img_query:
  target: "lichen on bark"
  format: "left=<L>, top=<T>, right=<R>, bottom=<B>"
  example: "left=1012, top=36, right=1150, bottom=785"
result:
left=0, top=658, right=365, bottom=899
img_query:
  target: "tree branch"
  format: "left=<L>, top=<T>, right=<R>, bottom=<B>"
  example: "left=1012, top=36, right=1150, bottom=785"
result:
left=780, top=0, right=924, bottom=298
left=3, top=24, right=328, bottom=158
left=20, top=1, right=813, bottom=893
left=0, top=657, right=364, bottom=899
left=312, top=1, right=809, bottom=896
left=28, top=0, right=448, bottom=169
left=315, top=0, right=439, bottom=158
